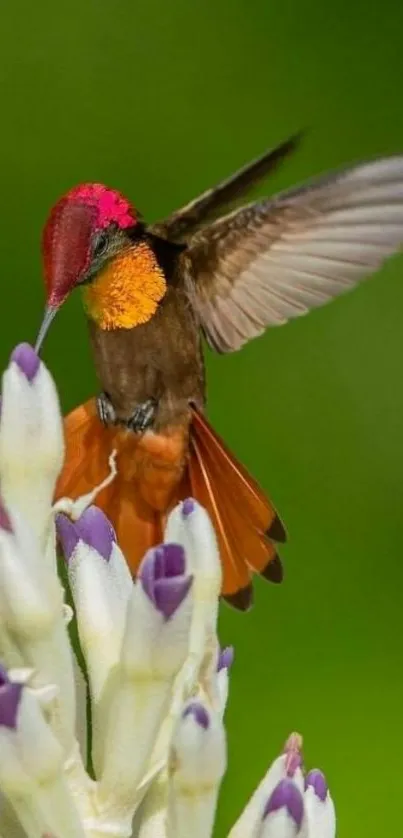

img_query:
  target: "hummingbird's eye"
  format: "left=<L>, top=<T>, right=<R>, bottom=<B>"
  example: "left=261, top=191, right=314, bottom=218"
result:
left=93, top=231, right=109, bottom=259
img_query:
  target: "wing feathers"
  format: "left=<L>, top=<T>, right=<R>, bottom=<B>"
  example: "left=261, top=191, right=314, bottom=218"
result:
left=187, top=156, right=403, bottom=352
left=150, top=132, right=303, bottom=241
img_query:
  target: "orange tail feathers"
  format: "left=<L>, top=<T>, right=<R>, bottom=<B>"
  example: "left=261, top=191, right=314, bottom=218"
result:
left=55, top=400, right=286, bottom=611
left=55, top=399, right=189, bottom=569
left=189, top=406, right=286, bottom=610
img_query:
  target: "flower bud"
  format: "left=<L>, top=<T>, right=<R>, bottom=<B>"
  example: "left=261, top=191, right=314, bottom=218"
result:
left=0, top=344, right=64, bottom=552
left=96, top=543, right=193, bottom=823
left=56, top=507, right=132, bottom=703
left=166, top=700, right=226, bottom=838
left=304, top=770, right=336, bottom=838
left=0, top=667, right=84, bottom=838
left=164, top=499, right=222, bottom=713
left=259, top=779, right=307, bottom=838
left=229, top=734, right=304, bottom=838
left=0, top=509, right=75, bottom=754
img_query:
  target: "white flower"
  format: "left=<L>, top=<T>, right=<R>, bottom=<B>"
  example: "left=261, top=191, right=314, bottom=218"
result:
left=0, top=344, right=336, bottom=838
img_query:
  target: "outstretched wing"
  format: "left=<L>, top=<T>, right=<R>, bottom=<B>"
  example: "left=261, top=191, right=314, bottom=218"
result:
left=184, top=157, right=403, bottom=352
left=149, top=132, right=303, bottom=241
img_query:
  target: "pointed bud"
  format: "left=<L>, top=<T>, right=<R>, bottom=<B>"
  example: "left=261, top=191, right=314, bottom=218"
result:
left=95, top=542, right=193, bottom=813
left=121, top=542, right=194, bottom=680
left=182, top=702, right=210, bottom=730
left=57, top=506, right=117, bottom=564
left=228, top=734, right=304, bottom=838
left=75, top=506, right=116, bottom=560
left=264, top=780, right=304, bottom=826
left=181, top=497, right=196, bottom=517
left=0, top=344, right=64, bottom=552
left=140, top=544, right=192, bottom=620
left=258, top=779, right=307, bottom=838
left=165, top=499, right=222, bottom=594
left=163, top=499, right=221, bottom=712
left=10, top=344, right=40, bottom=383
left=305, top=770, right=327, bottom=801
left=166, top=700, right=226, bottom=838
left=304, top=770, right=336, bottom=838
left=0, top=669, right=84, bottom=838
left=56, top=507, right=132, bottom=710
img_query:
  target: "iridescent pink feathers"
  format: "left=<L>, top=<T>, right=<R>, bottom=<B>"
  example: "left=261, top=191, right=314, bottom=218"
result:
left=68, top=184, right=137, bottom=231
left=42, top=183, right=137, bottom=307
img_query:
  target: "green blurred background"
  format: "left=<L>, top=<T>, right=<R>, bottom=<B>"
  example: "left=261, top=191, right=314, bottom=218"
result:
left=1, top=0, right=403, bottom=833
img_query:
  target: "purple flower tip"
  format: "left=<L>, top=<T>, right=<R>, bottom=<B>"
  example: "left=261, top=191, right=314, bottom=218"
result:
left=305, top=769, right=328, bottom=802
left=182, top=497, right=196, bottom=517
left=75, top=506, right=116, bottom=561
left=217, top=646, right=234, bottom=672
left=56, top=514, right=80, bottom=562
left=154, top=576, right=193, bottom=619
left=0, top=498, right=13, bottom=533
left=10, top=343, right=40, bottom=383
left=159, top=543, right=186, bottom=577
left=183, top=702, right=210, bottom=729
left=264, top=779, right=304, bottom=829
left=140, top=543, right=192, bottom=619
left=0, top=667, right=22, bottom=729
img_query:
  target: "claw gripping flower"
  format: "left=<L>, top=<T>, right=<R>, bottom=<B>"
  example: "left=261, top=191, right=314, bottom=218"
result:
left=0, top=343, right=336, bottom=838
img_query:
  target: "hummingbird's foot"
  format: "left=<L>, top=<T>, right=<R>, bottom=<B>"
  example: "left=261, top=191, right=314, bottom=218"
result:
left=126, top=399, right=157, bottom=434
left=97, top=392, right=117, bottom=426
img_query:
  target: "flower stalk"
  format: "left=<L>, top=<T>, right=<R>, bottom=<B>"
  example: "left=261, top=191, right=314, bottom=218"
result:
left=0, top=344, right=336, bottom=838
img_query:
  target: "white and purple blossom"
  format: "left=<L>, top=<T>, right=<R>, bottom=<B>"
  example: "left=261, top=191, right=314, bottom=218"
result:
left=0, top=344, right=336, bottom=838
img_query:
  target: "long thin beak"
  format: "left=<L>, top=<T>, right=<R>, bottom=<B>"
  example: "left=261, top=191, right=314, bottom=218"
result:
left=35, top=305, right=58, bottom=354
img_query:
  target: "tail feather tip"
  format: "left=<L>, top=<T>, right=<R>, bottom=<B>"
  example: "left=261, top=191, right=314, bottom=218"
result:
left=223, top=584, right=254, bottom=612
left=261, top=553, right=284, bottom=584
left=266, top=514, right=287, bottom=544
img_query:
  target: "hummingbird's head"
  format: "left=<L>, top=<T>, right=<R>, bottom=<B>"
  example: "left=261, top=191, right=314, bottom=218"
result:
left=37, top=183, right=166, bottom=350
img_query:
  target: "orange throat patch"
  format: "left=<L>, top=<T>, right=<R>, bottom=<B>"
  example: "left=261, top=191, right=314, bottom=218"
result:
left=82, top=242, right=167, bottom=329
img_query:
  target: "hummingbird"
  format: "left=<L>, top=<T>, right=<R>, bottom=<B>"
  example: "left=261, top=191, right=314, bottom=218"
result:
left=37, top=134, right=403, bottom=609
